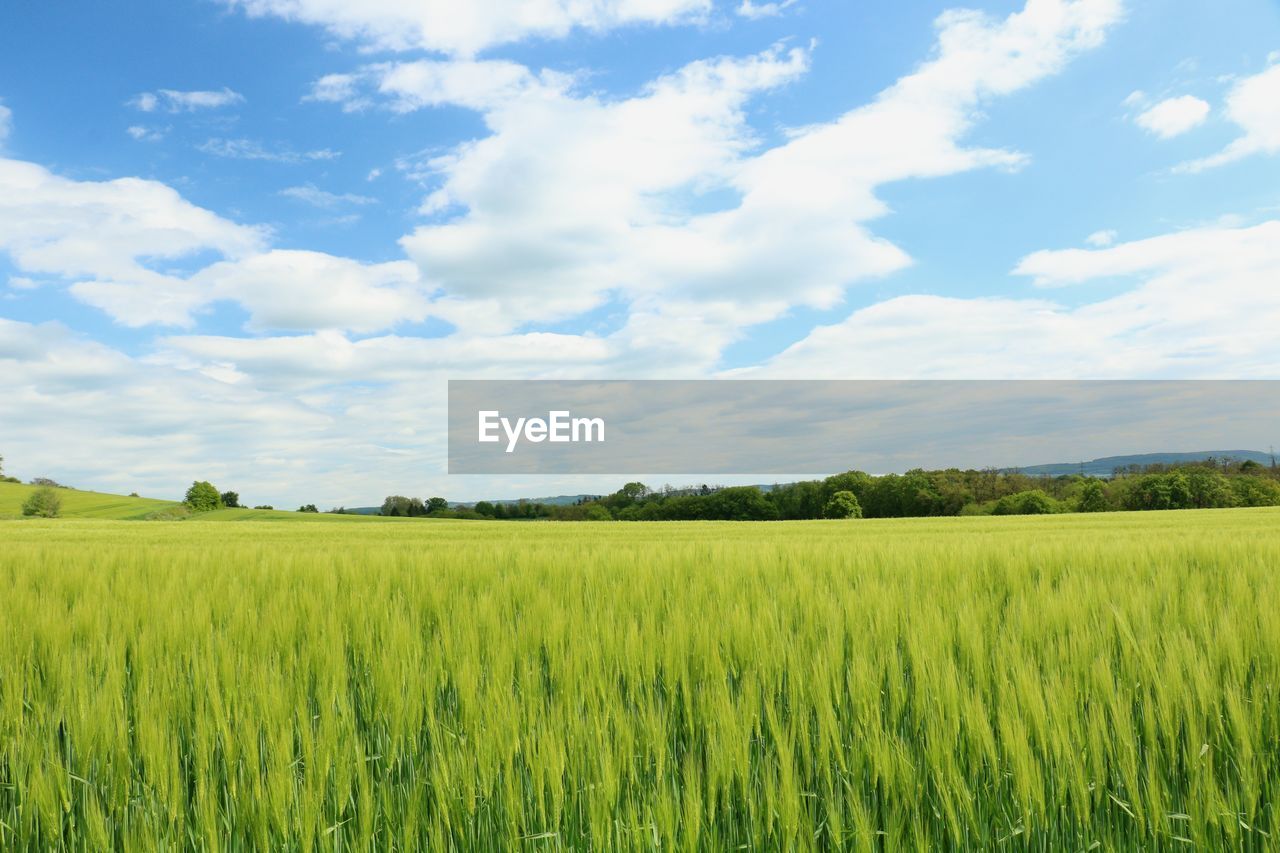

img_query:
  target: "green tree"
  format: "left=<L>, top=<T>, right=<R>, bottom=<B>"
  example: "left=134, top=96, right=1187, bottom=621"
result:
left=473, top=501, right=495, bottom=517
left=381, top=495, right=413, bottom=516
left=823, top=490, right=863, bottom=519
left=298, top=504, right=319, bottom=513
left=1184, top=468, right=1233, bottom=508
left=703, top=487, right=777, bottom=521
left=1076, top=480, right=1108, bottom=512
left=1231, top=476, right=1280, bottom=507
left=619, top=482, right=649, bottom=502
left=220, top=491, right=241, bottom=508
left=427, top=497, right=449, bottom=514
left=584, top=504, right=613, bottom=521
left=822, top=471, right=873, bottom=501
left=184, top=481, right=222, bottom=512
left=22, top=486, right=62, bottom=518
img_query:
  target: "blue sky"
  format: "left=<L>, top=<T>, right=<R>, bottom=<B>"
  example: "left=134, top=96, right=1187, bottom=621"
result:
left=2, top=0, right=1279, bottom=505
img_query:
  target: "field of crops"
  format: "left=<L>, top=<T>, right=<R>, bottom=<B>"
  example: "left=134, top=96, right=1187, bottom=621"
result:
left=2, top=510, right=1278, bottom=849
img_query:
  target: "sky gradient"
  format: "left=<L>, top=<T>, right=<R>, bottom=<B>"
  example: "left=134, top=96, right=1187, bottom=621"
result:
left=2, top=0, right=1279, bottom=506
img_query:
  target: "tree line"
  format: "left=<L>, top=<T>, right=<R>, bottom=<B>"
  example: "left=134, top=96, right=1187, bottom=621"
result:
left=437, top=456, right=1280, bottom=522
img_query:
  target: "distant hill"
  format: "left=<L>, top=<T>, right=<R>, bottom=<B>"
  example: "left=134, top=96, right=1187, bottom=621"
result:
left=0, top=482, right=416, bottom=522
left=1007, top=450, right=1275, bottom=478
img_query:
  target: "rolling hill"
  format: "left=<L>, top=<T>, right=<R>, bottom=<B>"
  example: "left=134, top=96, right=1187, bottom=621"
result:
left=0, top=481, right=414, bottom=522
left=1007, top=450, right=1275, bottom=478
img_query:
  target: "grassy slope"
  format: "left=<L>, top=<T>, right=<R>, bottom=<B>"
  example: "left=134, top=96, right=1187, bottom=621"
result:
left=0, top=481, right=177, bottom=520
left=0, top=481, right=408, bottom=522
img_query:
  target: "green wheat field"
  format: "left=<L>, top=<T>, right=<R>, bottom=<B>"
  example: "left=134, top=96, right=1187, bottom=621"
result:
left=1, top=506, right=1277, bottom=849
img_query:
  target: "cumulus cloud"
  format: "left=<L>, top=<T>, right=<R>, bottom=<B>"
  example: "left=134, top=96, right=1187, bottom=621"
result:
left=744, top=221, right=1280, bottom=379
left=1085, top=229, right=1116, bottom=247
left=1178, top=62, right=1280, bottom=171
left=225, top=0, right=711, bottom=56
left=129, top=87, right=245, bottom=112
left=0, top=157, right=267, bottom=324
left=332, top=0, right=1121, bottom=334
left=1133, top=94, right=1209, bottom=138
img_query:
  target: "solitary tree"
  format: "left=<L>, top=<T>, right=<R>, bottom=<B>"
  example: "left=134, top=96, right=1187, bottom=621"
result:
left=22, top=487, right=62, bottom=518
left=220, top=491, right=241, bottom=508
left=184, top=481, right=222, bottom=512
left=824, top=490, right=863, bottom=519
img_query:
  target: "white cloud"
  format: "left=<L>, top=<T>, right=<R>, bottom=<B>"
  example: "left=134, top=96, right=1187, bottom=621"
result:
left=191, top=251, right=427, bottom=333
left=1122, top=89, right=1145, bottom=108
left=126, top=125, right=167, bottom=142
left=344, top=0, right=1121, bottom=334
left=226, top=0, right=711, bottom=56
left=1134, top=94, right=1209, bottom=138
left=0, top=153, right=433, bottom=332
left=0, top=157, right=267, bottom=325
left=307, top=60, right=570, bottom=113
left=1085, top=229, right=1116, bottom=247
left=199, top=137, right=340, bottom=163
left=0, top=317, right=445, bottom=508
left=0, top=101, right=10, bottom=145
left=280, top=183, right=376, bottom=207
left=0, top=315, right=645, bottom=506
left=745, top=221, right=1280, bottom=379
left=66, top=250, right=429, bottom=333
left=737, top=0, right=798, bottom=20
left=131, top=92, right=159, bottom=112
left=130, top=87, right=245, bottom=113
left=158, top=329, right=613, bottom=387
left=1178, top=62, right=1280, bottom=171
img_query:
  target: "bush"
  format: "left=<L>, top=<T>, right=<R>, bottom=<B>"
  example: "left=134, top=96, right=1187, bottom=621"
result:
left=298, top=504, right=319, bottom=513
left=184, top=481, right=222, bottom=512
left=993, top=489, right=1058, bottom=516
left=22, top=487, right=62, bottom=518
left=823, top=490, right=863, bottom=519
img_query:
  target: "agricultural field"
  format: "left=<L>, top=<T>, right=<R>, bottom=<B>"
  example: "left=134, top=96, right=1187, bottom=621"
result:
left=1, top=510, right=1278, bottom=849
